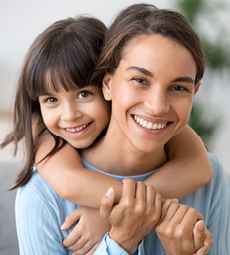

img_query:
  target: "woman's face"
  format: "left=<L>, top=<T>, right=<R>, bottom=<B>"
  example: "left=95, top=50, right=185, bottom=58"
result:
left=103, top=34, right=200, bottom=153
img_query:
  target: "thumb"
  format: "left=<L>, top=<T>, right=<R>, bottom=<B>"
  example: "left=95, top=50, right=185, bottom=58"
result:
left=193, top=220, right=205, bottom=250
left=100, top=187, right=115, bottom=219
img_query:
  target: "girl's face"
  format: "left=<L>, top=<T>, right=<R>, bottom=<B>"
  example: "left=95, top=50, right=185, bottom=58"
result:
left=103, top=35, right=200, bottom=154
left=39, top=85, right=109, bottom=149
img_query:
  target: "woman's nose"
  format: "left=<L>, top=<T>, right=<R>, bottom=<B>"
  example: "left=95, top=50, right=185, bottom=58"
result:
left=144, top=88, right=169, bottom=116
left=60, top=103, right=82, bottom=121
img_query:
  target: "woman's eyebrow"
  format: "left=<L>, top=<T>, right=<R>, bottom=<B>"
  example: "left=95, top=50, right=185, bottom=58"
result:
left=172, top=77, right=195, bottom=84
left=126, top=66, right=154, bottom=78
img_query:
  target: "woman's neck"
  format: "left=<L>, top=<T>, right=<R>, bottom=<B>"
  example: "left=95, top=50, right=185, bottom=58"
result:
left=80, top=129, right=168, bottom=176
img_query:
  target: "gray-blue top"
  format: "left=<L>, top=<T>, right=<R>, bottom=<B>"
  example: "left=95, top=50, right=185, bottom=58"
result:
left=15, top=153, right=230, bottom=254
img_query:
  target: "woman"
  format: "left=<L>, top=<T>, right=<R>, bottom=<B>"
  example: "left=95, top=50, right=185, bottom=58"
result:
left=76, top=3, right=230, bottom=254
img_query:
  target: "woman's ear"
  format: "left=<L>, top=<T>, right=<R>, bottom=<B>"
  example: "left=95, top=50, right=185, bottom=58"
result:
left=102, top=72, right=112, bottom=101
left=194, top=82, right=201, bottom=95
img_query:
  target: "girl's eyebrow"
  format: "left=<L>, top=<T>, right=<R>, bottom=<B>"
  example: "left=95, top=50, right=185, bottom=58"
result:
left=126, top=66, right=154, bottom=78
left=39, top=92, right=55, bottom=96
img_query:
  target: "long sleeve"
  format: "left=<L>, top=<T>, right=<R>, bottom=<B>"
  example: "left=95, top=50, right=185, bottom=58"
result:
left=15, top=171, right=79, bottom=255
left=94, top=233, right=145, bottom=255
left=180, top=153, right=230, bottom=255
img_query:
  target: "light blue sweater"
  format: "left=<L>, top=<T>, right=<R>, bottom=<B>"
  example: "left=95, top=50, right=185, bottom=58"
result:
left=15, top=153, right=230, bottom=254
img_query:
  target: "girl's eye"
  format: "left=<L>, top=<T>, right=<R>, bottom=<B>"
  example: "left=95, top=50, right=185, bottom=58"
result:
left=45, top=97, right=58, bottom=103
left=78, top=91, right=92, bottom=99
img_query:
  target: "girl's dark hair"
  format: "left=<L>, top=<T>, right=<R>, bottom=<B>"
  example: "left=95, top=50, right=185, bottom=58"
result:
left=1, top=16, right=107, bottom=190
left=92, top=3, right=205, bottom=86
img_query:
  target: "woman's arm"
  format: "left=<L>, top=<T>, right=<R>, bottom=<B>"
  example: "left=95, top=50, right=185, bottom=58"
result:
left=35, top=122, right=212, bottom=206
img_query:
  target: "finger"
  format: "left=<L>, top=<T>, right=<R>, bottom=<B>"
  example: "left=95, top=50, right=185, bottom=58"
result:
left=135, top=181, right=146, bottom=207
left=194, top=228, right=213, bottom=255
left=160, top=201, right=180, bottom=224
left=120, top=178, right=136, bottom=206
left=169, top=204, right=190, bottom=225
left=183, top=207, right=203, bottom=223
left=61, top=208, right=82, bottom=230
left=63, top=229, right=81, bottom=248
left=84, top=241, right=100, bottom=255
left=100, top=187, right=115, bottom=219
left=193, top=220, right=205, bottom=250
left=69, top=239, right=91, bottom=254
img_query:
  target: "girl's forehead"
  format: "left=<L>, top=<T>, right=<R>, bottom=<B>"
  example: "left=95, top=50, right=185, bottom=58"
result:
left=43, top=69, right=79, bottom=94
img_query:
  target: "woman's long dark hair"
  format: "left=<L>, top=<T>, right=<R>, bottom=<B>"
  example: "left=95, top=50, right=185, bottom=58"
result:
left=1, top=16, right=107, bottom=190
left=92, top=4, right=205, bottom=87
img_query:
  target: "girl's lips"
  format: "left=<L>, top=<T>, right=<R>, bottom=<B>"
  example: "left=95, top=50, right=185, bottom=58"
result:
left=63, top=122, right=93, bottom=135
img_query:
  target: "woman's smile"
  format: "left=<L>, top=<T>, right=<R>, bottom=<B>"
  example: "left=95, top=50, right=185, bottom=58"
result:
left=103, top=34, right=198, bottom=154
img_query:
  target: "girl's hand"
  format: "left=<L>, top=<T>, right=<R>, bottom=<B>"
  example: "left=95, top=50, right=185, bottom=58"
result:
left=61, top=206, right=110, bottom=255
left=100, top=179, right=163, bottom=255
left=155, top=203, right=213, bottom=255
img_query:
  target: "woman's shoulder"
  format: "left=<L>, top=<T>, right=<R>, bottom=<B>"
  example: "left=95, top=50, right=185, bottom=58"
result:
left=208, top=152, right=229, bottom=184
left=16, top=170, right=72, bottom=210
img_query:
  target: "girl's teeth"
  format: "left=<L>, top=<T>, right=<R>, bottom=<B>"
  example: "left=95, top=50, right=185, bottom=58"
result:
left=147, top=122, right=153, bottom=129
left=134, top=116, right=167, bottom=130
left=66, top=124, right=87, bottom=133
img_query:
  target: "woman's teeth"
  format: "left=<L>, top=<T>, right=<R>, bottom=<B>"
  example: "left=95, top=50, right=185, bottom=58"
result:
left=66, top=124, right=87, bottom=133
left=134, top=116, right=167, bottom=130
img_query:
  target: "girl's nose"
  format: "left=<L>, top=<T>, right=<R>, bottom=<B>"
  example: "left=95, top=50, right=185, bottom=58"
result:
left=60, top=103, right=82, bottom=121
left=144, top=87, right=169, bottom=116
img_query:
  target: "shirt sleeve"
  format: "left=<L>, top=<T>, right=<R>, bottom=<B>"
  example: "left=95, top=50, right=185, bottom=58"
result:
left=15, top=186, right=68, bottom=255
left=94, top=233, right=145, bottom=255
left=204, top=154, right=230, bottom=254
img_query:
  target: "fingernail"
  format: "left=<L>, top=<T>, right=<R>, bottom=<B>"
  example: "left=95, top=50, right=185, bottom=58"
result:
left=198, top=222, right=205, bottom=231
left=106, top=187, right=114, bottom=198
left=173, top=198, right=179, bottom=203
left=60, top=222, right=67, bottom=230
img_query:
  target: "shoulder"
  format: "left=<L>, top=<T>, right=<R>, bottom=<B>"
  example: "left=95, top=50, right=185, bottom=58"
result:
left=208, top=152, right=229, bottom=189
left=16, top=170, right=76, bottom=215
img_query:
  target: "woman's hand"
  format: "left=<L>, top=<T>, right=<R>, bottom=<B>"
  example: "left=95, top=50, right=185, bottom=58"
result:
left=61, top=206, right=110, bottom=255
left=155, top=203, right=213, bottom=255
left=192, top=220, right=213, bottom=255
left=100, top=179, right=164, bottom=255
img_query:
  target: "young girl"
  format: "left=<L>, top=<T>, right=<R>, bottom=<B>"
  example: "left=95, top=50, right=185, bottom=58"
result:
left=1, top=14, right=213, bottom=255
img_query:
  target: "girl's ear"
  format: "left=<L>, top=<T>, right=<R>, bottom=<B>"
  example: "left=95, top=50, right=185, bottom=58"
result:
left=194, top=82, right=201, bottom=95
left=102, top=72, right=112, bottom=101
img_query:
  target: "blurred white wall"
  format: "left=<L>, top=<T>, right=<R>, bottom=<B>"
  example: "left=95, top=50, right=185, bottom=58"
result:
left=0, top=0, right=230, bottom=178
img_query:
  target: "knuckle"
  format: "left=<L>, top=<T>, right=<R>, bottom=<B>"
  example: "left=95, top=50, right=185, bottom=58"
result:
left=135, top=204, right=145, bottom=215
left=174, top=227, right=185, bottom=238
left=123, top=178, right=135, bottom=185
left=188, top=207, right=197, bottom=214
left=164, top=225, right=175, bottom=237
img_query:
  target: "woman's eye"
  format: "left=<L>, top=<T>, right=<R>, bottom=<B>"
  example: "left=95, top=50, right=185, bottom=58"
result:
left=78, top=91, right=92, bottom=99
left=132, top=78, right=148, bottom=85
left=45, top=97, right=58, bottom=103
left=172, top=86, right=188, bottom=92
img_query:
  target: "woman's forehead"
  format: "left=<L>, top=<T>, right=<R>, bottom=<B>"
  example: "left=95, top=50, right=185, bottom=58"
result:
left=117, top=34, right=196, bottom=80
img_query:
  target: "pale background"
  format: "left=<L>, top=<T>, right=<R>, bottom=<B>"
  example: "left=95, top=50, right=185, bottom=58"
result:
left=1, top=0, right=230, bottom=173
left=0, top=0, right=229, bottom=253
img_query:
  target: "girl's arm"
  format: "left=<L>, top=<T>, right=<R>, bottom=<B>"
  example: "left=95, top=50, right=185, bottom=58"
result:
left=35, top=123, right=213, bottom=207
left=145, top=125, right=213, bottom=199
